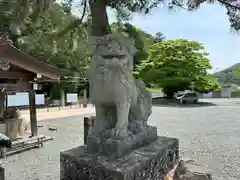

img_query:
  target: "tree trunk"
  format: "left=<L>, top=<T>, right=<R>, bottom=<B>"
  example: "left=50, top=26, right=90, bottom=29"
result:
left=89, top=0, right=111, bottom=36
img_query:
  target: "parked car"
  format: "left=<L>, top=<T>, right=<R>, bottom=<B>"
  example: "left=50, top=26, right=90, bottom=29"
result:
left=175, top=92, right=199, bottom=104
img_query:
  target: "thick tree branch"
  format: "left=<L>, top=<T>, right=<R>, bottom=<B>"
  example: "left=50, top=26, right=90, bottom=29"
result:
left=89, top=0, right=111, bottom=36
left=176, top=0, right=240, bottom=11
left=217, top=0, right=240, bottom=10
left=172, top=0, right=190, bottom=10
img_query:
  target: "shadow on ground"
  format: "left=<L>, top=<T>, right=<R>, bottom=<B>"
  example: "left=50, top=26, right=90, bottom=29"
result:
left=152, top=98, right=217, bottom=108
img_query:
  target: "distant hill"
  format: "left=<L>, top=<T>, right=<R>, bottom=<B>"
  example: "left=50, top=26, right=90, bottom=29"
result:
left=214, top=63, right=240, bottom=85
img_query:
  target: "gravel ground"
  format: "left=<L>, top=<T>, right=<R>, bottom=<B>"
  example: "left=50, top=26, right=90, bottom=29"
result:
left=2, top=99, right=240, bottom=180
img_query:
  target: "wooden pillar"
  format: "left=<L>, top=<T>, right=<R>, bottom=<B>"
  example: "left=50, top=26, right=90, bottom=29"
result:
left=0, top=92, right=5, bottom=118
left=28, top=87, right=38, bottom=137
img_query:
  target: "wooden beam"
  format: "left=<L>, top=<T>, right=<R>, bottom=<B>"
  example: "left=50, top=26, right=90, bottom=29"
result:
left=28, top=85, right=38, bottom=137
left=0, top=70, right=34, bottom=80
left=30, top=78, right=59, bottom=83
left=1, top=51, right=61, bottom=80
left=0, top=83, right=32, bottom=91
left=0, top=44, right=63, bottom=80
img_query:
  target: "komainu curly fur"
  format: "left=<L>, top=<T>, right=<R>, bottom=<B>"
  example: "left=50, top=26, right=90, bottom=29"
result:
left=88, top=34, right=152, bottom=138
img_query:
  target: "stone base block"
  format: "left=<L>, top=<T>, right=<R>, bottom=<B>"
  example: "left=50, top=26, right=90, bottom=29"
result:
left=87, top=125, right=157, bottom=159
left=60, top=136, right=179, bottom=180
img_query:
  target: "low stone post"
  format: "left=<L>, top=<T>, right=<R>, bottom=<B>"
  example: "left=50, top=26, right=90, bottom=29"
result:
left=60, top=89, right=65, bottom=107
left=0, top=164, right=4, bottom=180
left=83, top=89, right=87, bottom=108
left=83, top=116, right=95, bottom=145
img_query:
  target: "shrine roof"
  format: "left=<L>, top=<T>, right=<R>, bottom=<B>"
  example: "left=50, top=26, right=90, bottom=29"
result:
left=0, top=39, right=67, bottom=80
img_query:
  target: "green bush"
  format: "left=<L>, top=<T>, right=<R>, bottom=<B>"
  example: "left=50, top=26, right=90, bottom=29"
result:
left=231, top=90, right=240, bottom=98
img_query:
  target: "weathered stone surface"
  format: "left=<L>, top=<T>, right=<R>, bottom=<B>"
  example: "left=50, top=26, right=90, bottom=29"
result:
left=60, top=136, right=179, bottom=180
left=87, top=125, right=157, bottom=159
left=165, top=160, right=213, bottom=180
left=87, top=34, right=152, bottom=138
left=172, top=160, right=213, bottom=180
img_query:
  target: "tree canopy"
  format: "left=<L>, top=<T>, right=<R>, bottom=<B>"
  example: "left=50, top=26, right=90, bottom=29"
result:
left=154, top=32, right=166, bottom=43
left=193, top=75, right=221, bottom=93
left=0, top=1, right=159, bottom=98
left=137, top=39, right=221, bottom=97
left=2, top=0, right=240, bottom=45
left=0, top=0, right=234, bottom=98
left=17, top=3, right=90, bottom=98
left=111, top=22, right=157, bottom=68
left=58, top=0, right=240, bottom=37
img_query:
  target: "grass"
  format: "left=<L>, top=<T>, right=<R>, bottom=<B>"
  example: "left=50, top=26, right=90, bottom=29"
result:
left=147, top=88, right=162, bottom=93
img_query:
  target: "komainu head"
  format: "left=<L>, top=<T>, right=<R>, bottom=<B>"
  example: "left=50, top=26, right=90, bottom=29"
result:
left=89, top=34, right=137, bottom=71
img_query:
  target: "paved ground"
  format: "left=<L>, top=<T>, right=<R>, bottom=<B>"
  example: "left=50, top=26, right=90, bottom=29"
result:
left=2, top=99, right=240, bottom=180
left=20, top=105, right=95, bottom=121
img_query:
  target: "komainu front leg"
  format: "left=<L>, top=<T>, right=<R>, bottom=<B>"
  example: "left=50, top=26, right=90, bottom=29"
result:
left=111, top=102, right=131, bottom=138
left=90, top=105, right=107, bottom=137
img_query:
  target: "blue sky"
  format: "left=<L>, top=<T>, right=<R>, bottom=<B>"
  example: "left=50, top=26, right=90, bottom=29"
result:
left=121, top=5, right=240, bottom=73
left=65, top=1, right=240, bottom=72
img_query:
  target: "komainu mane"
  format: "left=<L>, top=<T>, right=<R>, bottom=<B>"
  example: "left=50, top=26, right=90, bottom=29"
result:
left=88, top=34, right=152, bottom=138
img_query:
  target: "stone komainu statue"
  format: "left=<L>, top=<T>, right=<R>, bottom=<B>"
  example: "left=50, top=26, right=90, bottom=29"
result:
left=88, top=34, right=152, bottom=138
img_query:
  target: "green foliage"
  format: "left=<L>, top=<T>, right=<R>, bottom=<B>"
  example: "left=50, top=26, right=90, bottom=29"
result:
left=119, top=23, right=155, bottom=67
left=192, top=76, right=221, bottom=93
left=137, top=39, right=219, bottom=96
left=147, top=88, right=162, bottom=93
left=154, top=32, right=165, bottom=43
left=0, top=0, right=54, bottom=46
left=2, top=0, right=240, bottom=44
left=3, top=0, right=234, bottom=99
left=1, top=1, right=158, bottom=99
left=17, top=3, right=90, bottom=99
left=231, top=89, right=240, bottom=98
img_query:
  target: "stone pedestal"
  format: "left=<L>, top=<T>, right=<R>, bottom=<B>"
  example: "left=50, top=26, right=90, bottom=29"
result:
left=87, top=126, right=158, bottom=159
left=60, top=136, right=179, bottom=180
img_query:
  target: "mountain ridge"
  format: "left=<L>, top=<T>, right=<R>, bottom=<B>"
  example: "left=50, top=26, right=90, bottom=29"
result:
left=214, top=63, right=240, bottom=85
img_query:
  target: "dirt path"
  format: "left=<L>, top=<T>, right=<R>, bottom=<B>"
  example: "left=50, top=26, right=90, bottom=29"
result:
left=19, top=105, right=95, bottom=121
